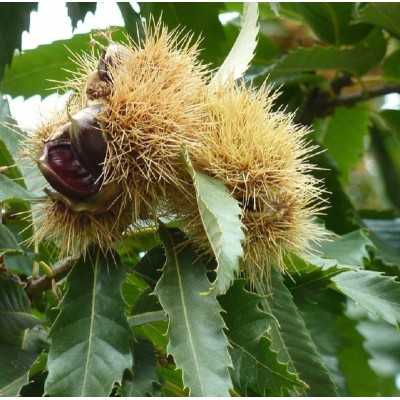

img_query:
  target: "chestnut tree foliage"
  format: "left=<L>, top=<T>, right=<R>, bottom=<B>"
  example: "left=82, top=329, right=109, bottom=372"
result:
left=2, top=2, right=400, bottom=397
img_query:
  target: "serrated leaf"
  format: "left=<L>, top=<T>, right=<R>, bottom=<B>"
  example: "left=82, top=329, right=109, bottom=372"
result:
left=134, top=320, right=168, bottom=352
left=66, top=2, right=97, bottom=29
left=268, top=29, right=386, bottom=81
left=258, top=268, right=338, bottom=396
left=220, top=280, right=306, bottom=396
left=133, top=245, right=165, bottom=287
left=332, top=270, right=400, bottom=327
left=364, top=217, right=400, bottom=266
left=211, top=3, right=258, bottom=87
left=337, top=314, right=394, bottom=395
left=117, top=3, right=142, bottom=42
left=128, top=310, right=167, bottom=327
left=0, top=96, right=22, bottom=180
left=284, top=3, right=371, bottom=45
left=358, top=3, right=400, bottom=38
left=0, top=274, right=41, bottom=396
left=155, top=224, right=233, bottom=396
left=288, top=255, right=348, bottom=295
left=0, top=3, right=37, bottom=80
left=0, top=224, right=34, bottom=275
left=297, top=291, right=348, bottom=395
left=2, top=28, right=127, bottom=98
left=0, top=273, right=41, bottom=344
left=0, top=175, right=36, bottom=204
left=358, top=319, right=400, bottom=381
left=0, top=344, right=37, bottom=397
left=0, top=95, right=45, bottom=195
left=121, top=339, right=158, bottom=396
left=183, top=150, right=244, bottom=295
left=45, top=249, right=132, bottom=396
left=319, top=229, right=373, bottom=266
left=157, top=365, right=188, bottom=396
left=383, top=49, right=400, bottom=81
left=322, top=106, right=370, bottom=182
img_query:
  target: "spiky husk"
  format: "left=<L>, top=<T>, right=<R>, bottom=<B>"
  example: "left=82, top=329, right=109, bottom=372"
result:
left=98, top=22, right=209, bottom=221
left=26, top=22, right=208, bottom=255
left=27, top=21, right=328, bottom=283
left=169, top=82, right=328, bottom=282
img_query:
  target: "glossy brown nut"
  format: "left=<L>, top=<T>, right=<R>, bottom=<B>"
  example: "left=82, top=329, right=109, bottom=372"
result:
left=69, top=104, right=107, bottom=177
left=37, top=105, right=107, bottom=201
left=98, top=43, right=129, bottom=82
left=38, top=139, right=100, bottom=200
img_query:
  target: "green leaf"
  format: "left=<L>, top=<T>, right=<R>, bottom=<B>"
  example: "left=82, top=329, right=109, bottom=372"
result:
left=337, top=314, right=394, bottom=395
left=1, top=28, right=127, bottom=98
left=133, top=245, right=165, bottom=287
left=0, top=95, right=45, bottom=198
left=364, top=217, right=400, bottom=266
left=0, top=3, right=37, bottom=80
left=0, top=223, right=20, bottom=253
left=322, top=106, right=370, bottom=182
left=318, top=229, right=373, bottom=266
left=258, top=269, right=338, bottom=396
left=358, top=3, right=400, bottom=38
left=155, top=224, right=233, bottom=396
left=121, top=339, right=158, bottom=396
left=157, top=365, right=188, bottom=396
left=220, top=280, right=306, bottom=395
left=383, top=49, right=400, bottom=81
left=311, top=149, right=361, bottom=234
left=0, top=96, right=22, bottom=180
left=0, top=273, right=41, bottom=396
left=0, top=273, right=41, bottom=344
left=297, top=291, right=348, bottom=395
left=128, top=310, right=167, bottom=327
left=358, top=319, right=400, bottom=381
left=284, top=3, right=371, bottom=45
left=268, top=29, right=386, bottom=81
left=0, top=224, right=34, bottom=275
left=369, top=124, right=400, bottom=209
left=0, top=344, right=37, bottom=397
left=380, top=110, right=400, bottom=138
left=66, top=2, right=97, bottom=29
left=45, top=250, right=133, bottom=396
left=134, top=320, right=168, bottom=352
left=183, top=150, right=244, bottom=294
left=0, top=174, right=36, bottom=203
left=332, top=270, right=400, bottom=327
left=117, top=2, right=143, bottom=42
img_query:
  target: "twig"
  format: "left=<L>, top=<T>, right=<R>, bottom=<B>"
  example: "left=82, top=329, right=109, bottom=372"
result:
left=26, top=256, right=77, bottom=297
left=299, top=84, right=400, bottom=125
left=330, top=84, right=400, bottom=108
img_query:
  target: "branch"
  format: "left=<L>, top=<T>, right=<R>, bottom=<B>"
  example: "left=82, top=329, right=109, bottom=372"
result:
left=26, top=256, right=77, bottom=297
left=330, top=84, right=400, bottom=108
left=298, top=83, right=400, bottom=125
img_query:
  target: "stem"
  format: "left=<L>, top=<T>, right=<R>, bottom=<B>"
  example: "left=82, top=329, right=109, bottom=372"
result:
left=299, top=83, right=400, bottom=125
left=330, top=84, right=400, bottom=108
left=26, top=256, right=77, bottom=297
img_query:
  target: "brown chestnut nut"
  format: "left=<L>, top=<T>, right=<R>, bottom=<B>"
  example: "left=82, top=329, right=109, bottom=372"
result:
left=37, top=105, right=107, bottom=201
left=97, top=43, right=129, bottom=82
left=69, top=104, right=107, bottom=177
left=86, top=44, right=129, bottom=100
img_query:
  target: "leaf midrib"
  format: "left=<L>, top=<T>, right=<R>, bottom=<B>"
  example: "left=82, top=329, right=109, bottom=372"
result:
left=230, top=338, right=300, bottom=385
left=80, top=259, right=98, bottom=396
left=171, top=238, right=205, bottom=396
left=0, top=373, right=27, bottom=396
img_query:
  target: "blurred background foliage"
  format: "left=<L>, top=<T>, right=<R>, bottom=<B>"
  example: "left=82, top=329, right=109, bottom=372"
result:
left=1, top=2, right=400, bottom=397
